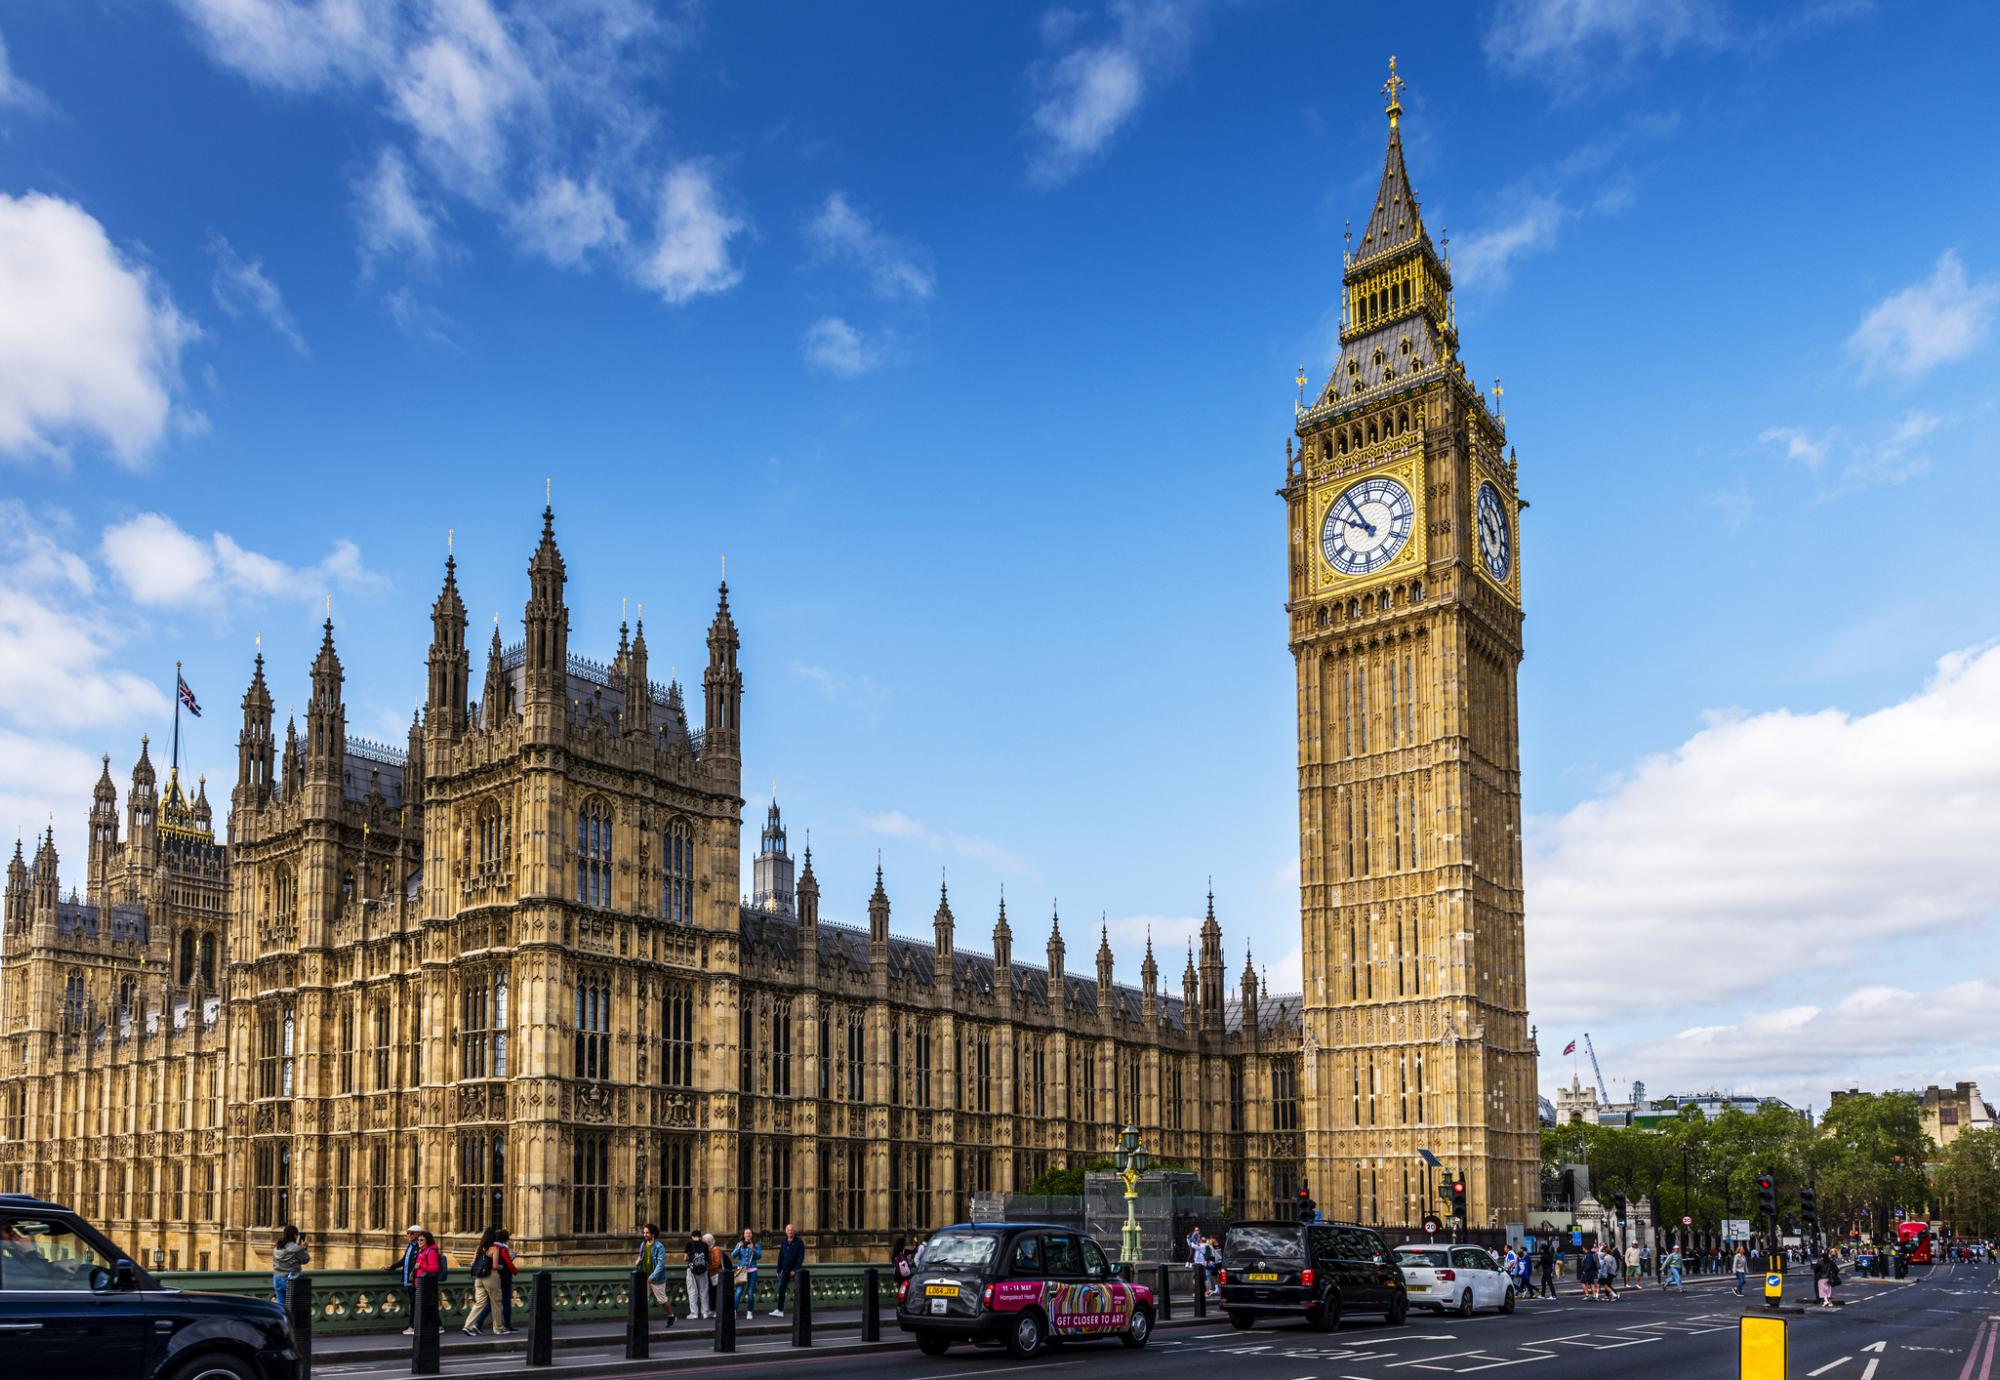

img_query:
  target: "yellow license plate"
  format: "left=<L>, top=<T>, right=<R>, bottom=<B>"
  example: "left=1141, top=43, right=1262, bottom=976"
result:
left=925, top=1284, right=959, bottom=1297
left=1245, top=1272, right=1280, bottom=1282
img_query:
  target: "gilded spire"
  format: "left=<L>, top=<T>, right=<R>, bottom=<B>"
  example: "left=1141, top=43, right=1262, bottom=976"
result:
left=1382, top=54, right=1404, bottom=129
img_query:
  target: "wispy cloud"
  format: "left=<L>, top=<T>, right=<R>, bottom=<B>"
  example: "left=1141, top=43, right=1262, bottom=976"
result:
left=0, top=24, right=53, bottom=116
left=1025, top=1, right=1201, bottom=187
left=1759, top=409, right=1939, bottom=497
left=0, top=192, right=201, bottom=469
left=636, top=162, right=746, bottom=305
left=1453, top=196, right=1566, bottom=291
left=208, top=235, right=308, bottom=355
left=802, top=317, right=891, bottom=378
left=1483, top=0, right=1869, bottom=90
left=1848, top=250, right=1999, bottom=382
left=805, top=192, right=933, bottom=300
left=857, top=809, right=1033, bottom=876
left=790, top=661, right=887, bottom=709
left=355, top=146, right=444, bottom=273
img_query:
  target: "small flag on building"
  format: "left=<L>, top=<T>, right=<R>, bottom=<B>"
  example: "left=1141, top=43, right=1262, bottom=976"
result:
left=1562, top=1040, right=1577, bottom=1056
left=178, top=672, right=202, bottom=718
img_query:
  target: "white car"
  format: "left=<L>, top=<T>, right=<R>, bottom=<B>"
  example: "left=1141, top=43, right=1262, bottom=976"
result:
left=1395, top=1244, right=1515, bottom=1316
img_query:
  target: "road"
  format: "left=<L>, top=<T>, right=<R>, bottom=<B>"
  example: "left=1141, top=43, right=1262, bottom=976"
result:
left=311, top=1256, right=2000, bottom=1379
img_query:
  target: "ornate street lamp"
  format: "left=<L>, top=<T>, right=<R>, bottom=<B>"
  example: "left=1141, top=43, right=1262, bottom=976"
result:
left=1113, top=1123, right=1152, bottom=1265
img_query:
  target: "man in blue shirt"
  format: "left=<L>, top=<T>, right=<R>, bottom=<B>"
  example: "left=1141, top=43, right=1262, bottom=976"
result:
left=388, top=1225, right=422, bottom=1335
left=771, top=1223, right=806, bottom=1317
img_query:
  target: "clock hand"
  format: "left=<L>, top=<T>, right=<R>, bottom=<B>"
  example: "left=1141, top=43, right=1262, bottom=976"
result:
left=1341, top=494, right=1376, bottom=537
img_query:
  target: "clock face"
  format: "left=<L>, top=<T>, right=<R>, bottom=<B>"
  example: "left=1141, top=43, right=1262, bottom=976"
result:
left=1476, top=481, right=1512, bottom=582
left=1321, top=476, right=1415, bottom=576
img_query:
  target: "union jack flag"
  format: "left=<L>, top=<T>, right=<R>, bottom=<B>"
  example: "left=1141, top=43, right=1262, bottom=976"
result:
left=177, top=672, right=202, bottom=718
left=1562, top=1040, right=1577, bottom=1056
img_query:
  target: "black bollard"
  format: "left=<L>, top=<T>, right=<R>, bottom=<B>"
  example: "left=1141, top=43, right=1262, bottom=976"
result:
left=288, top=1274, right=314, bottom=1380
left=526, top=1271, right=553, bottom=1367
left=713, top=1285, right=736, bottom=1353
left=1193, top=1268, right=1207, bottom=1318
left=1155, top=1264, right=1171, bottom=1322
left=626, top=1269, right=649, bottom=1360
left=791, top=1268, right=813, bottom=1347
left=411, top=1273, right=440, bottom=1375
left=862, top=1267, right=881, bottom=1343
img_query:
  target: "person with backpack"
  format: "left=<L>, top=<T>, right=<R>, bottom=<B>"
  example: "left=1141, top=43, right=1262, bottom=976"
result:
left=684, top=1230, right=710, bottom=1319
left=638, top=1224, right=676, bottom=1324
left=494, top=1230, right=519, bottom=1333
left=463, top=1227, right=507, bottom=1336
left=389, top=1224, right=423, bottom=1336
left=272, top=1225, right=309, bottom=1315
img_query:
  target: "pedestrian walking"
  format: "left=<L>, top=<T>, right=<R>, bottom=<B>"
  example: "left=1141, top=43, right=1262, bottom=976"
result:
left=1817, top=1254, right=1840, bottom=1308
left=1539, top=1241, right=1557, bottom=1298
left=1624, top=1242, right=1642, bottom=1289
left=704, top=1233, right=725, bottom=1317
left=1733, top=1246, right=1748, bottom=1297
left=730, top=1228, right=761, bottom=1317
left=1666, top=1247, right=1686, bottom=1292
left=1599, top=1245, right=1620, bottom=1301
left=683, top=1230, right=710, bottom=1320
left=464, top=1227, right=508, bottom=1336
left=1579, top=1242, right=1599, bottom=1300
left=637, top=1224, right=677, bottom=1325
left=388, top=1224, right=423, bottom=1336
left=272, top=1225, right=309, bottom=1314
left=494, top=1230, right=519, bottom=1332
left=772, top=1223, right=805, bottom=1317
left=892, top=1239, right=914, bottom=1290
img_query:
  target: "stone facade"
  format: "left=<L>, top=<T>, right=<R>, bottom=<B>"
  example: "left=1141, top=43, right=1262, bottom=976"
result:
left=1282, top=64, right=1539, bottom=1227
left=0, top=504, right=1305, bottom=1270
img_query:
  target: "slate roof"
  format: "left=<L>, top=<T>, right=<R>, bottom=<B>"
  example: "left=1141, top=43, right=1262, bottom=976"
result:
left=1355, top=125, right=1422, bottom=264
left=55, top=899, right=148, bottom=943
left=1319, top=315, right=1450, bottom=413
left=498, top=644, right=696, bottom=742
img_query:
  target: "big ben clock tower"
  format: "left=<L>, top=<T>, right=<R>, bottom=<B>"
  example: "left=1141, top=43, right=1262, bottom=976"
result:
left=1285, top=59, right=1538, bottom=1227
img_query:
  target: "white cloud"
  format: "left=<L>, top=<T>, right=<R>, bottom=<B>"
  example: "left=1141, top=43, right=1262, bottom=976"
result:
left=354, top=146, right=444, bottom=272
left=0, top=25, right=52, bottom=114
left=790, top=661, right=886, bottom=709
left=99, top=512, right=384, bottom=610
left=208, top=235, right=308, bottom=355
left=391, top=0, right=536, bottom=196
left=1484, top=0, right=1728, bottom=81
left=1453, top=195, right=1567, bottom=290
left=804, top=192, right=933, bottom=300
left=0, top=192, right=201, bottom=468
left=0, top=515, right=164, bottom=732
left=802, top=316, right=888, bottom=378
left=1759, top=410, right=1939, bottom=495
left=857, top=809, right=1032, bottom=876
left=510, top=173, right=625, bottom=267
left=1527, top=642, right=2000, bottom=1028
left=1848, top=251, right=1999, bottom=382
left=635, top=162, right=744, bottom=304
left=1026, top=0, right=1199, bottom=187
left=172, top=0, right=396, bottom=90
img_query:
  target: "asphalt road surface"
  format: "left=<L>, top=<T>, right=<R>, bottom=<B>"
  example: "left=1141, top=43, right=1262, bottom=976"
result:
left=313, top=1256, right=2000, bottom=1380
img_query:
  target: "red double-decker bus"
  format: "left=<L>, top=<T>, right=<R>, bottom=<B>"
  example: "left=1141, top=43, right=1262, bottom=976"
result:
left=1897, top=1220, right=1932, bottom=1263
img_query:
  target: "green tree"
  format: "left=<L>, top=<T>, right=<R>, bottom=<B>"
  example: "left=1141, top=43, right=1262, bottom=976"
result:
left=1935, top=1128, right=2000, bottom=1238
left=1815, top=1093, right=1932, bottom=1239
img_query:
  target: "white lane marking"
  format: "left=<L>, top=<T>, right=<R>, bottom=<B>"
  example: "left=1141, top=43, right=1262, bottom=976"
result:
left=1807, top=1360, right=1851, bottom=1376
left=1860, top=1360, right=1878, bottom=1380
left=1862, top=1340, right=1887, bottom=1351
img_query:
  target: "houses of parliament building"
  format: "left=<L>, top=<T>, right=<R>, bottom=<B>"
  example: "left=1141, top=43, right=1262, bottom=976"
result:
left=0, top=61, right=1536, bottom=1271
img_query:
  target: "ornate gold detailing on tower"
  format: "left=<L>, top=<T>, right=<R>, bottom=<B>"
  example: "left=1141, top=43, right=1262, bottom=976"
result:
left=1382, top=55, right=1404, bottom=129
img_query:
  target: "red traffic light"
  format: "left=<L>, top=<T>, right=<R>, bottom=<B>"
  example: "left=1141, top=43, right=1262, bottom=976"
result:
left=1452, top=1180, right=1466, bottom=1193
left=1757, top=1176, right=1773, bottom=1190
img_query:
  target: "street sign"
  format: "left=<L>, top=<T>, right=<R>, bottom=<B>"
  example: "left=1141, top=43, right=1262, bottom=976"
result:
left=1422, top=1214, right=1442, bottom=1236
left=1682, top=1215, right=1693, bottom=1226
left=1740, top=1315, right=1786, bottom=1379
left=1763, top=1273, right=1783, bottom=1299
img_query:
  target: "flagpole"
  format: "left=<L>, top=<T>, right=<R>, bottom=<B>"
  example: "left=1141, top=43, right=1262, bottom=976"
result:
left=172, top=659, right=182, bottom=785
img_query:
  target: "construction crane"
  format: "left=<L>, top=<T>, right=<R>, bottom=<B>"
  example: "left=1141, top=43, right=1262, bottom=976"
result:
left=1583, top=1033, right=1612, bottom=1103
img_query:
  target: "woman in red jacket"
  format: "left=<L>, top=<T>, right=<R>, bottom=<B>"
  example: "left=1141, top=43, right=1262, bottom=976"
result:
left=413, top=1231, right=443, bottom=1281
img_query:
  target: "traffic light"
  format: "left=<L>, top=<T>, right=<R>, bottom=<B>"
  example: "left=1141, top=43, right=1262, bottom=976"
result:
left=1800, top=1187, right=1819, bottom=1233
left=1450, top=1177, right=1468, bottom=1218
left=1612, top=1191, right=1628, bottom=1219
left=1757, top=1174, right=1776, bottom=1219
left=1297, top=1184, right=1317, bottom=1222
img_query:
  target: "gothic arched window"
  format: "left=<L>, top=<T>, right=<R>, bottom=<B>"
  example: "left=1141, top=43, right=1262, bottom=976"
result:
left=178, top=931, right=196, bottom=985
left=62, top=970, right=85, bottom=1029
left=662, top=818, right=694, bottom=923
left=198, top=932, right=216, bottom=988
left=577, top=798, right=613, bottom=908
left=478, top=803, right=503, bottom=870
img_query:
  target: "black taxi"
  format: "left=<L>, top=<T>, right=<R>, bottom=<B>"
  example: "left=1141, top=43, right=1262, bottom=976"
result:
left=1218, top=1219, right=1408, bottom=1331
left=0, top=1193, right=298, bottom=1380
left=897, top=1222, right=1155, bottom=1359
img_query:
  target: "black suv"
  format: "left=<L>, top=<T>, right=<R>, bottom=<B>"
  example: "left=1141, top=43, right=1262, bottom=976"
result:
left=0, top=1194, right=297, bottom=1380
left=1219, top=1219, right=1407, bottom=1331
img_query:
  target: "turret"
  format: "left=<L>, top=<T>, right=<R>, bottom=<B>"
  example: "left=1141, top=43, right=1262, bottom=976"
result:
left=280, top=716, right=301, bottom=797
left=4, top=838, right=27, bottom=931
left=404, top=709, right=424, bottom=807
left=1046, top=906, right=1066, bottom=996
left=624, top=617, right=652, bottom=734
left=128, top=735, right=158, bottom=873
left=31, top=826, right=59, bottom=914
left=1198, top=882, right=1225, bottom=1033
left=234, top=649, right=275, bottom=809
left=426, top=551, right=469, bottom=735
left=305, top=617, right=345, bottom=782
left=88, top=754, right=118, bottom=903
left=481, top=620, right=510, bottom=729
left=1141, top=930, right=1159, bottom=1023
left=751, top=795, right=794, bottom=915
left=1181, top=943, right=1198, bottom=1024
left=702, top=577, right=742, bottom=767
left=521, top=503, right=569, bottom=704
left=933, top=872, right=954, bottom=969
left=796, top=844, right=820, bottom=931
left=1240, top=944, right=1260, bottom=1033
left=192, top=775, right=212, bottom=830
left=867, top=858, right=890, bottom=946
left=992, top=889, right=1012, bottom=972
left=1095, top=919, right=1114, bottom=1017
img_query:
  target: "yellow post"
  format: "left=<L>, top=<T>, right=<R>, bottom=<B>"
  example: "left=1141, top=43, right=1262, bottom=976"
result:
left=1739, top=1314, right=1786, bottom=1379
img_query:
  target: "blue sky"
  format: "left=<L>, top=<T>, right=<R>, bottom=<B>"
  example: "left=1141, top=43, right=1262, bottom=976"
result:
left=2, top=0, right=1997, bottom=1114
